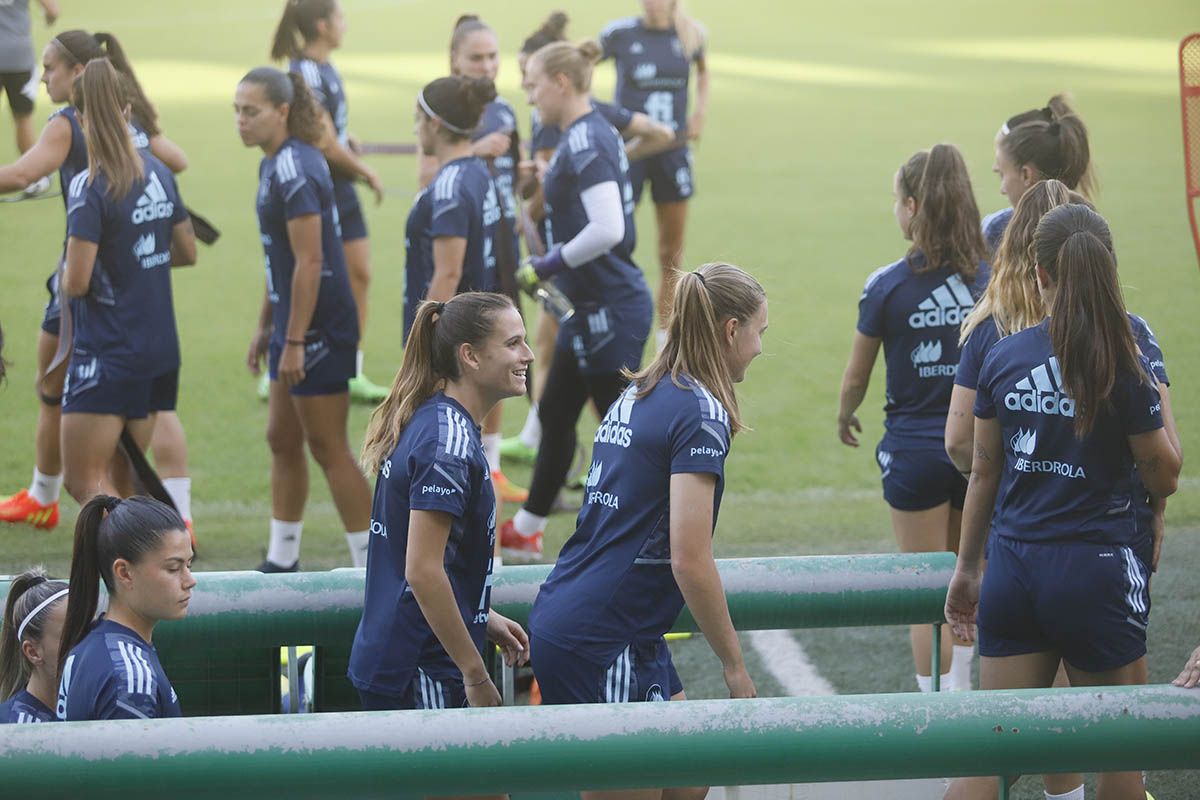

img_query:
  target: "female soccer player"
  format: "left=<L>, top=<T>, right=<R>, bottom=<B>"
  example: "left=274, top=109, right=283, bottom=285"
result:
left=0, top=569, right=67, bottom=724
left=837, top=144, right=988, bottom=693
left=0, top=30, right=195, bottom=532
left=350, top=293, right=532, bottom=709
left=982, top=95, right=1093, bottom=252
left=529, top=263, right=764, bottom=714
left=57, top=495, right=194, bottom=720
left=60, top=58, right=196, bottom=506
left=236, top=66, right=372, bottom=571
left=271, top=0, right=387, bottom=403
left=944, top=204, right=1181, bottom=800
left=600, top=0, right=709, bottom=345
left=499, top=40, right=654, bottom=562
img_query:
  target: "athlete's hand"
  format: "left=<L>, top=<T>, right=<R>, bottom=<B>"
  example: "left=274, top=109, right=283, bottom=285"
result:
left=944, top=567, right=982, bottom=642
left=473, top=130, right=512, bottom=160
left=486, top=612, right=530, bottom=667
left=723, top=664, right=756, bottom=699
left=533, top=155, right=550, bottom=183
left=517, top=159, right=537, bottom=185
left=465, top=676, right=503, bottom=707
left=278, top=342, right=306, bottom=388
left=516, top=262, right=540, bottom=294
left=686, top=111, right=705, bottom=141
left=838, top=414, right=862, bottom=447
left=362, top=167, right=384, bottom=205
left=246, top=328, right=271, bottom=376
left=347, top=133, right=363, bottom=156
left=1173, top=645, right=1200, bottom=688
left=42, top=0, right=60, bottom=25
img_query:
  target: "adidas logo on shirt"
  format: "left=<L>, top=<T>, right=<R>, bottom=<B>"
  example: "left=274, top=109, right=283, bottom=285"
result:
left=132, top=232, right=169, bottom=269
left=908, top=274, right=975, bottom=329
left=595, top=388, right=636, bottom=448
left=131, top=172, right=175, bottom=225
left=633, top=63, right=658, bottom=81
left=911, top=340, right=956, bottom=378
left=1004, top=357, right=1076, bottom=417
left=585, top=460, right=603, bottom=488
left=584, top=460, right=620, bottom=509
left=1010, top=428, right=1037, bottom=455
left=1010, top=426, right=1086, bottom=479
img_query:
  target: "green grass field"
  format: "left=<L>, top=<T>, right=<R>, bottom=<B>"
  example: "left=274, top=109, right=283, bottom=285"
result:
left=1, top=0, right=1197, bottom=794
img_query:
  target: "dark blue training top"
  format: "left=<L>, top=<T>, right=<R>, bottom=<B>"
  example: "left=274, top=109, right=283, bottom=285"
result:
left=291, top=57, right=362, bottom=218
left=57, top=618, right=181, bottom=721
left=543, top=109, right=646, bottom=308
left=599, top=17, right=701, bottom=132
left=255, top=137, right=359, bottom=352
left=349, top=393, right=496, bottom=694
left=530, top=100, right=635, bottom=154
left=0, top=689, right=54, bottom=724
left=975, top=320, right=1163, bottom=545
left=474, top=98, right=521, bottom=222
left=65, top=151, right=188, bottom=380
left=857, top=254, right=989, bottom=448
left=530, top=375, right=731, bottom=666
left=982, top=207, right=1012, bottom=254
left=403, top=156, right=501, bottom=338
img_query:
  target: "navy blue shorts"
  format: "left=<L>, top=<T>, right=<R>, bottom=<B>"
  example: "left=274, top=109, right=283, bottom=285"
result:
left=558, top=296, right=652, bottom=376
left=978, top=536, right=1151, bottom=673
left=41, top=266, right=62, bottom=336
left=629, top=146, right=694, bottom=205
left=357, top=668, right=467, bottom=710
left=268, top=337, right=355, bottom=397
left=531, top=635, right=682, bottom=705
left=62, top=358, right=178, bottom=419
left=875, top=444, right=967, bottom=511
left=334, top=179, right=368, bottom=242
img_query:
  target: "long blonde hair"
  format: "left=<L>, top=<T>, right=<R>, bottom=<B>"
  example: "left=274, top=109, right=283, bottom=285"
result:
left=74, top=58, right=143, bottom=199
left=672, top=1, right=706, bottom=60
left=960, top=179, right=1076, bottom=343
left=628, top=262, right=764, bottom=436
left=360, top=293, right=515, bottom=474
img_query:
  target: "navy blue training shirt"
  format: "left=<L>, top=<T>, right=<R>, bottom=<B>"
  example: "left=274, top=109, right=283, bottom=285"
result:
left=403, top=157, right=501, bottom=337
left=57, top=619, right=181, bottom=721
left=65, top=151, right=188, bottom=380
left=291, top=58, right=361, bottom=216
left=975, top=320, right=1163, bottom=546
left=530, top=376, right=731, bottom=666
left=599, top=18, right=701, bottom=132
left=530, top=100, right=635, bottom=154
left=857, top=254, right=989, bottom=448
left=52, top=108, right=151, bottom=233
left=982, top=207, right=1012, bottom=253
left=255, top=137, right=358, bottom=352
left=0, top=689, right=54, bottom=724
left=349, top=394, right=496, bottom=694
left=474, top=98, right=520, bottom=221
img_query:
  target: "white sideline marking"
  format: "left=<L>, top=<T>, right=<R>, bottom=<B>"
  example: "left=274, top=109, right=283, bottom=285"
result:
left=747, top=630, right=836, bottom=697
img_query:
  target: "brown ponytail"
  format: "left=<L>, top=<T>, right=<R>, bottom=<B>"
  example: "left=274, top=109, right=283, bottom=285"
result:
left=1034, top=204, right=1143, bottom=437
left=628, top=263, right=765, bottom=437
left=0, top=569, right=68, bottom=701
left=361, top=293, right=516, bottom=473
left=239, top=67, right=325, bottom=146
left=898, top=143, right=987, bottom=280
left=420, top=75, right=497, bottom=139
left=1001, top=94, right=1095, bottom=199
left=521, top=11, right=569, bottom=55
left=271, top=0, right=337, bottom=61
left=74, top=58, right=143, bottom=200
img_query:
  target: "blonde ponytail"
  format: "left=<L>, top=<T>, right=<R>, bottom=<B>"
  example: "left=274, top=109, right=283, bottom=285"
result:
left=673, top=1, right=706, bottom=59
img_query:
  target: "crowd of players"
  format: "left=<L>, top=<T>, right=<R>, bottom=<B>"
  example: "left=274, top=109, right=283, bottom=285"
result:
left=0, top=1, right=1194, bottom=797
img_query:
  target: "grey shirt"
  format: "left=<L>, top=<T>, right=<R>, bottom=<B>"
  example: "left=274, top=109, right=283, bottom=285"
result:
left=0, top=0, right=35, bottom=73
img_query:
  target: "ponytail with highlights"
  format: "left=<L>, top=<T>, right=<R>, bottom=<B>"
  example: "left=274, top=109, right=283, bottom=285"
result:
left=672, top=1, right=707, bottom=60
left=1001, top=94, right=1095, bottom=199
left=0, top=569, right=68, bottom=701
left=898, top=143, right=987, bottom=280
left=628, top=263, right=765, bottom=437
left=271, top=0, right=337, bottom=61
left=361, top=293, right=516, bottom=473
left=74, top=58, right=143, bottom=200
left=1034, top=204, right=1143, bottom=438
left=239, top=67, right=325, bottom=146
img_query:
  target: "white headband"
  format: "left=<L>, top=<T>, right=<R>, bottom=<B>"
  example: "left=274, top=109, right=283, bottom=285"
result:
left=16, top=588, right=68, bottom=642
left=418, top=90, right=472, bottom=136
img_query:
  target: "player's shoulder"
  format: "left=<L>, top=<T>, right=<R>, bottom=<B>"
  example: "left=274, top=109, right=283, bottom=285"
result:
left=601, top=16, right=641, bottom=40
left=292, top=58, right=325, bottom=90
left=276, top=140, right=324, bottom=182
left=1126, top=311, right=1156, bottom=341
left=861, top=256, right=908, bottom=297
left=432, top=160, right=466, bottom=201
left=66, top=167, right=93, bottom=201
left=652, top=375, right=731, bottom=432
left=981, top=206, right=1012, bottom=230
left=429, top=398, right=479, bottom=463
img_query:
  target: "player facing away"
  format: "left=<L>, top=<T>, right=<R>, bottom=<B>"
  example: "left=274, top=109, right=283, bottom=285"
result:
left=57, top=495, right=194, bottom=721
left=271, top=0, right=388, bottom=403
left=0, top=30, right=196, bottom=534
left=501, top=39, right=654, bottom=562
left=837, top=144, right=989, bottom=693
left=236, top=67, right=372, bottom=571
left=350, top=294, right=532, bottom=710
left=0, top=569, right=67, bottom=724
left=943, top=204, right=1181, bottom=800
left=600, top=0, right=709, bottom=347
left=529, top=265, right=764, bottom=749
left=982, top=95, right=1094, bottom=253
left=60, top=59, right=196, bottom=506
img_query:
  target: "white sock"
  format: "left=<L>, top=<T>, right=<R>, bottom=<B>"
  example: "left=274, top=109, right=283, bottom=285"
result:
left=355, top=350, right=364, bottom=377
left=655, top=328, right=668, bottom=351
left=950, top=644, right=974, bottom=691
left=345, top=530, right=369, bottom=568
left=483, top=433, right=502, bottom=474
left=518, top=405, right=541, bottom=450
left=267, top=519, right=303, bottom=567
left=162, top=477, right=193, bottom=523
left=28, top=468, right=63, bottom=506
left=1045, top=786, right=1084, bottom=800
left=915, top=673, right=951, bottom=692
left=513, top=509, right=547, bottom=537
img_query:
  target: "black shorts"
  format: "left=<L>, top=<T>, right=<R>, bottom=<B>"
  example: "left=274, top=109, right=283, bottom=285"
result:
left=1, top=70, right=37, bottom=116
left=875, top=443, right=967, bottom=511
left=629, top=146, right=694, bottom=205
left=62, top=358, right=178, bottom=420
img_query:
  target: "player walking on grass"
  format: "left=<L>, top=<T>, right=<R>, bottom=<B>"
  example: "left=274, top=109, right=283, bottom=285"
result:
left=0, top=30, right=196, bottom=534
left=272, top=0, right=388, bottom=404
left=57, top=495, right=194, bottom=721
left=837, top=143, right=988, bottom=693
left=350, top=293, right=531, bottom=710
left=236, top=66, right=372, bottom=571
left=500, top=40, right=654, bottom=562
left=0, top=569, right=67, bottom=724
left=944, top=204, right=1181, bottom=800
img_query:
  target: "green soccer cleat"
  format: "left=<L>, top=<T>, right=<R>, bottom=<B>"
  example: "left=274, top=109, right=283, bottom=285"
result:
left=257, top=372, right=270, bottom=402
left=499, top=435, right=538, bottom=465
left=349, top=373, right=389, bottom=404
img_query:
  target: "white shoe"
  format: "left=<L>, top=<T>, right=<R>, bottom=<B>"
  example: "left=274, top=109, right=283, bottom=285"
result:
left=22, top=176, right=51, bottom=197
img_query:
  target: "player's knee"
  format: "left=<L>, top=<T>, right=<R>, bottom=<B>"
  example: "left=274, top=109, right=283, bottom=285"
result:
left=266, top=425, right=303, bottom=457
left=305, top=433, right=349, bottom=469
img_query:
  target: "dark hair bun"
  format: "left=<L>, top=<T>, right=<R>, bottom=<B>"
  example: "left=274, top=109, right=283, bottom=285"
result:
left=461, top=75, right=498, bottom=110
left=541, top=11, right=568, bottom=38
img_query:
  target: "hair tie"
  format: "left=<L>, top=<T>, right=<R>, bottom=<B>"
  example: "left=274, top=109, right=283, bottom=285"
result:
left=694, top=272, right=707, bottom=286
left=434, top=301, right=447, bottom=314
left=16, top=588, right=69, bottom=642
